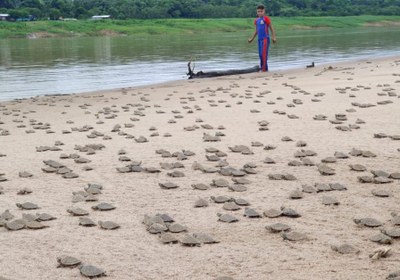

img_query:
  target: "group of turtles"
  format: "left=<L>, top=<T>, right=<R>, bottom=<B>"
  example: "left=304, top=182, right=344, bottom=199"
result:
left=143, top=213, right=219, bottom=246
left=57, top=256, right=106, bottom=278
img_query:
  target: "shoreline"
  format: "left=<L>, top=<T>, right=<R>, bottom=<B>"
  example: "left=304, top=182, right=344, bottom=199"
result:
left=1, top=53, right=399, bottom=105
left=0, top=53, right=399, bottom=279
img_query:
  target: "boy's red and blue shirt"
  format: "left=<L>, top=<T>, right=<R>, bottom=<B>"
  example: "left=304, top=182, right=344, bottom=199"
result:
left=254, top=16, right=271, bottom=40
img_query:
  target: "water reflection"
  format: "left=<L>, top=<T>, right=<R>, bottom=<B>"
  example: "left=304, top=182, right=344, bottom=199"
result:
left=0, top=27, right=399, bottom=101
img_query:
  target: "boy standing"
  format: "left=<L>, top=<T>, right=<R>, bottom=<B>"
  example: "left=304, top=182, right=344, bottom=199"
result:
left=248, top=5, right=277, bottom=72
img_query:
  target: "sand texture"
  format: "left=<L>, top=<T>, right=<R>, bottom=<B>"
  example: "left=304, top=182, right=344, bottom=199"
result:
left=0, top=57, right=400, bottom=280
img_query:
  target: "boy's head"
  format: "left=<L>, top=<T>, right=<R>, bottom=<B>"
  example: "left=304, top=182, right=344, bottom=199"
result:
left=257, top=4, right=265, bottom=17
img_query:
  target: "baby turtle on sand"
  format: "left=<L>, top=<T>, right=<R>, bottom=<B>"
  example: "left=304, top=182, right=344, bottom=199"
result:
left=318, top=165, right=335, bottom=176
left=387, top=271, right=400, bottom=279
left=266, top=223, right=291, bottom=233
left=167, top=223, right=187, bottom=233
left=234, top=198, right=250, bottom=206
left=147, top=223, right=168, bottom=234
left=289, top=189, right=303, bottom=199
left=16, top=202, right=39, bottom=210
left=281, top=207, right=301, bottom=218
left=302, top=185, right=316, bottom=193
left=354, top=218, right=383, bottom=227
left=159, top=182, right=179, bottom=190
left=36, top=213, right=56, bottom=221
left=5, top=220, right=25, bottom=231
left=67, top=207, right=89, bottom=216
left=228, top=184, right=247, bottom=192
left=194, top=198, right=209, bottom=208
left=223, top=202, right=241, bottom=211
left=217, top=213, right=239, bottom=223
left=331, top=243, right=360, bottom=254
left=349, top=164, right=367, bottom=172
left=211, top=196, right=232, bottom=204
left=79, top=265, right=106, bottom=278
left=92, top=202, right=116, bottom=211
left=243, top=207, right=261, bottom=218
left=358, top=176, right=374, bottom=183
left=282, top=231, right=307, bottom=241
left=263, top=209, right=282, bottom=218
left=381, top=228, right=400, bottom=238
left=322, top=196, right=340, bottom=206
left=79, top=217, right=96, bottom=227
left=193, top=232, right=219, bottom=244
left=159, top=233, right=179, bottom=244
left=99, top=221, right=120, bottom=230
left=372, top=189, right=391, bottom=197
left=370, top=233, right=392, bottom=244
left=25, top=220, right=47, bottom=229
left=57, top=256, right=81, bottom=268
left=156, top=213, right=175, bottom=223
left=180, top=234, right=201, bottom=247
left=191, top=183, right=209, bottom=191
left=212, top=179, right=230, bottom=188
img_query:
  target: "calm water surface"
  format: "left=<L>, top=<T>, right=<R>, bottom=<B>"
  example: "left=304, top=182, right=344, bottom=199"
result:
left=0, top=27, right=400, bottom=101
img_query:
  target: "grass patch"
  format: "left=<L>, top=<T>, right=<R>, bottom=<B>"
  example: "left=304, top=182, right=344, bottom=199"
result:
left=0, top=16, right=399, bottom=39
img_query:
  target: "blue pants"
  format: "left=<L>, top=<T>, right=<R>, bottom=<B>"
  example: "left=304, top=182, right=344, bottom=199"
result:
left=258, top=37, right=270, bottom=72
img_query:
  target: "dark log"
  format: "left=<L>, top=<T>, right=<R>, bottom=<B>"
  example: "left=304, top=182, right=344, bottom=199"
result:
left=187, top=62, right=260, bottom=79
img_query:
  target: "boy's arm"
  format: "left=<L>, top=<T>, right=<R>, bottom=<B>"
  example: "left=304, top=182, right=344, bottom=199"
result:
left=269, top=24, right=277, bottom=43
left=248, top=30, right=257, bottom=43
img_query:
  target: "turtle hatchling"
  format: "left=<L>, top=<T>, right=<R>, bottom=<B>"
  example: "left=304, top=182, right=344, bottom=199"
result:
left=282, top=231, right=307, bottom=241
left=331, top=243, right=360, bottom=254
left=98, top=221, right=120, bottom=230
left=16, top=202, right=39, bottom=210
left=159, top=233, right=179, bottom=244
left=244, top=207, right=261, bottom=218
left=79, top=265, right=106, bottom=278
left=159, top=182, right=179, bottom=189
left=67, top=207, right=89, bottom=216
left=180, top=234, right=201, bottom=247
left=263, top=209, right=282, bottom=218
left=167, top=223, right=187, bottom=233
left=353, top=218, right=383, bottom=227
left=5, top=220, right=25, bottom=231
left=266, top=223, right=291, bottom=233
left=193, top=232, right=219, bottom=244
left=91, top=202, right=116, bottom=211
left=57, top=256, right=82, bottom=268
left=194, top=198, right=209, bottom=208
left=281, top=207, right=301, bottom=218
left=79, top=217, right=96, bottom=227
left=370, top=233, right=392, bottom=244
left=217, top=213, right=239, bottom=223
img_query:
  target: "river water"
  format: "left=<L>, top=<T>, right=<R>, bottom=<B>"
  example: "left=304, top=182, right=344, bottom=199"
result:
left=0, top=26, right=399, bottom=101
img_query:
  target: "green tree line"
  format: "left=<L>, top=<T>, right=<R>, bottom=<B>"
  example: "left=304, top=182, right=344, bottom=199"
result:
left=1, top=0, right=400, bottom=20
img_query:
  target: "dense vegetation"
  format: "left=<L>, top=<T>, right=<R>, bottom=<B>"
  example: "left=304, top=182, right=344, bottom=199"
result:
left=1, top=0, right=400, bottom=20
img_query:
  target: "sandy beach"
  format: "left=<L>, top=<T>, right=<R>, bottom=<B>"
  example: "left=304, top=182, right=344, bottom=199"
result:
left=0, top=56, right=400, bottom=280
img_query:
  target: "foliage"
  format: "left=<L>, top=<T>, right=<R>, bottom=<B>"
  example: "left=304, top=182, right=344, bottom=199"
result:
left=0, top=0, right=399, bottom=20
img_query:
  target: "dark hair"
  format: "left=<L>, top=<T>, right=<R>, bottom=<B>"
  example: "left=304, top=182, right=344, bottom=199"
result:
left=257, top=4, right=265, bottom=10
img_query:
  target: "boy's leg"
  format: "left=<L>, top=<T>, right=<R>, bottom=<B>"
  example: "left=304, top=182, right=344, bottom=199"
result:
left=262, top=37, right=270, bottom=72
left=258, top=40, right=263, bottom=70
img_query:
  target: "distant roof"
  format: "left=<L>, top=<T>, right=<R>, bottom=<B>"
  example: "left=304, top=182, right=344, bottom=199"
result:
left=0, top=14, right=10, bottom=17
left=91, top=15, right=110, bottom=18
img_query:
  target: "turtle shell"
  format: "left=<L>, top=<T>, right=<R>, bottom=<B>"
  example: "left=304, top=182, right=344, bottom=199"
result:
left=91, top=202, right=116, bottom=211
left=79, top=265, right=106, bottom=278
left=98, top=221, right=120, bottom=230
left=57, top=256, right=81, bottom=267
